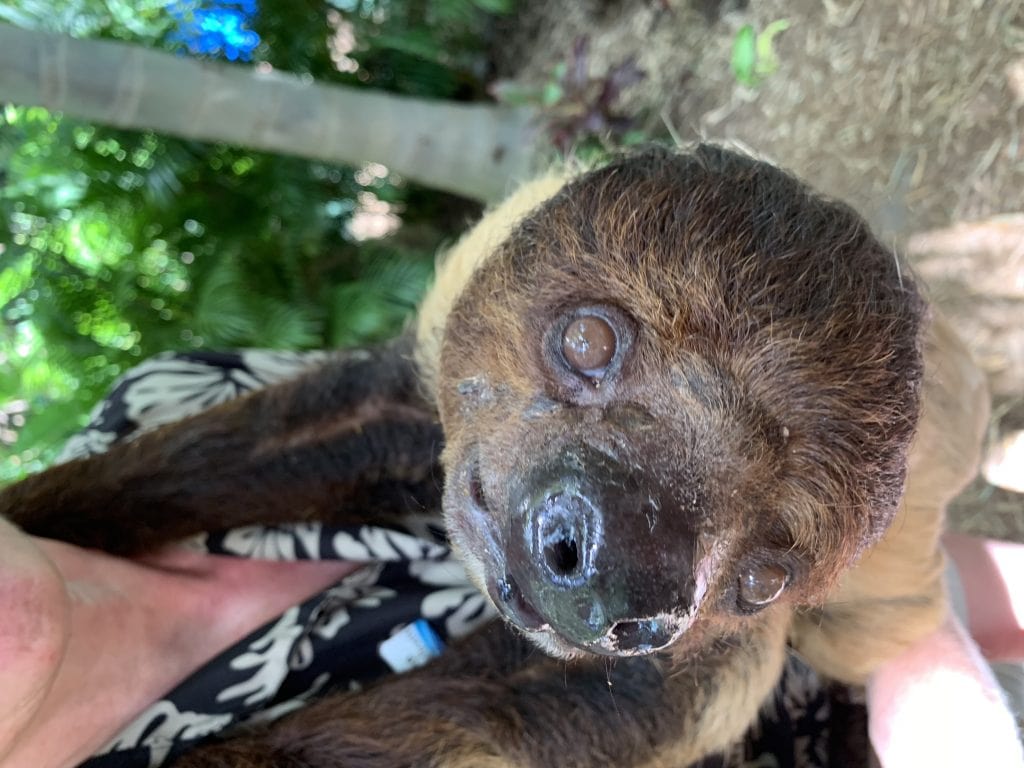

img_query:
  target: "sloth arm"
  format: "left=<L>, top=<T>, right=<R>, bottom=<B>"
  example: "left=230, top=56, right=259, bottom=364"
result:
left=0, top=342, right=443, bottom=556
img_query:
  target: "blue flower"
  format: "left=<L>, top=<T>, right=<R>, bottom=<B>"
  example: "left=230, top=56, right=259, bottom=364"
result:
left=167, top=0, right=261, bottom=62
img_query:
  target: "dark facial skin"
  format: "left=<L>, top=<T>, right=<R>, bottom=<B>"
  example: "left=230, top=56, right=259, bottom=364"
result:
left=436, top=146, right=924, bottom=661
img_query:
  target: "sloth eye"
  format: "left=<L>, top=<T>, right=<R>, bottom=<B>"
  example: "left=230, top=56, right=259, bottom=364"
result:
left=561, top=315, right=617, bottom=376
left=737, top=563, right=788, bottom=608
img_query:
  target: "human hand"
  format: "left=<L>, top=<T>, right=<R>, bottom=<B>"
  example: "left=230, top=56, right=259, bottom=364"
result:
left=868, top=535, right=1024, bottom=768
left=0, top=515, right=69, bottom=765
left=0, top=517, right=358, bottom=768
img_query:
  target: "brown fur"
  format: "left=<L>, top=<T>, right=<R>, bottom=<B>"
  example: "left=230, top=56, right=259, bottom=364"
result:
left=436, top=147, right=927, bottom=650
left=1, top=145, right=989, bottom=766
left=790, top=315, right=989, bottom=682
left=1, top=344, right=444, bottom=554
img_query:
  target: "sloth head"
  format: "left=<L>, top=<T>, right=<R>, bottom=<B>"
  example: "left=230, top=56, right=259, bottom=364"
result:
left=430, top=145, right=925, bottom=659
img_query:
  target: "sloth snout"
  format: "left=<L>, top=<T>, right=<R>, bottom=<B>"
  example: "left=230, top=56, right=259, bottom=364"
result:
left=501, top=443, right=700, bottom=656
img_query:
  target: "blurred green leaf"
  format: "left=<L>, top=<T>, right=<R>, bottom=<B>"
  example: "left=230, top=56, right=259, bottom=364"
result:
left=731, top=19, right=790, bottom=87
left=257, top=300, right=323, bottom=349
left=12, top=400, right=86, bottom=460
left=373, top=30, right=446, bottom=61
left=193, top=260, right=258, bottom=345
left=541, top=81, right=564, bottom=106
left=0, top=254, right=33, bottom=305
left=731, top=24, right=757, bottom=86
left=755, top=19, right=790, bottom=77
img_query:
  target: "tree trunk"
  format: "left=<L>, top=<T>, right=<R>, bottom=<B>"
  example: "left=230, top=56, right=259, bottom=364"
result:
left=0, top=23, right=541, bottom=202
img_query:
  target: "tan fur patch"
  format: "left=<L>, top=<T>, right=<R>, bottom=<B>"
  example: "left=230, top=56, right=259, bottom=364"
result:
left=415, top=173, right=569, bottom=397
left=790, top=313, right=990, bottom=682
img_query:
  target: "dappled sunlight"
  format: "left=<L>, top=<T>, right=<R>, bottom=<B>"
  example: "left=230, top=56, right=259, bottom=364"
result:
left=347, top=193, right=401, bottom=241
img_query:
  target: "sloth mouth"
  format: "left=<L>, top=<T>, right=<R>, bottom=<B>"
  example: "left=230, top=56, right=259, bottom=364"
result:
left=488, top=572, right=689, bottom=658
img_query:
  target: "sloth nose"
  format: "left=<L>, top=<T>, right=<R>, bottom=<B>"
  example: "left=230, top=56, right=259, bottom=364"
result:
left=528, top=491, right=598, bottom=586
left=504, top=444, right=699, bottom=656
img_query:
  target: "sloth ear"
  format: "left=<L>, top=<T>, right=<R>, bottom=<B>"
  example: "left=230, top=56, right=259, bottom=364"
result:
left=1, top=338, right=443, bottom=555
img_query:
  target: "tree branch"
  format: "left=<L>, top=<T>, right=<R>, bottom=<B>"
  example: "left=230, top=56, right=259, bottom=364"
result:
left=0, top=24, right=540, bottom=201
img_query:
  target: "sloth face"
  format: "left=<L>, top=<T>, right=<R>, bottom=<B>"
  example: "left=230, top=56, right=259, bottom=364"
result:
left=436, top=147, right=925, bottom=659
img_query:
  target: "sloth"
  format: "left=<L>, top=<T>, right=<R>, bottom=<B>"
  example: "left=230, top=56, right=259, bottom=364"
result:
left=1, top=145, right=990, bottom=767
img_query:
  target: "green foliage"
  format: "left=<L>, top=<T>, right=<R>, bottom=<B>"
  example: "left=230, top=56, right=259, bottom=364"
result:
left=1, top=0, right=503, bottom=483
left=322, top=0, right=510, bottom=99
left=731, top=19, right=790, bottom=87
left=0, top=105, right=465, bottom=483
left=0, top=0, right=172, bottom=41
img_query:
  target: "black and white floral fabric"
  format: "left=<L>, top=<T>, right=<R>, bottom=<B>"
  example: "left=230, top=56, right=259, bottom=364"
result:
left=68, top=351, right=849, bottom=768
left=67, top=350, right=492, bottom=768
